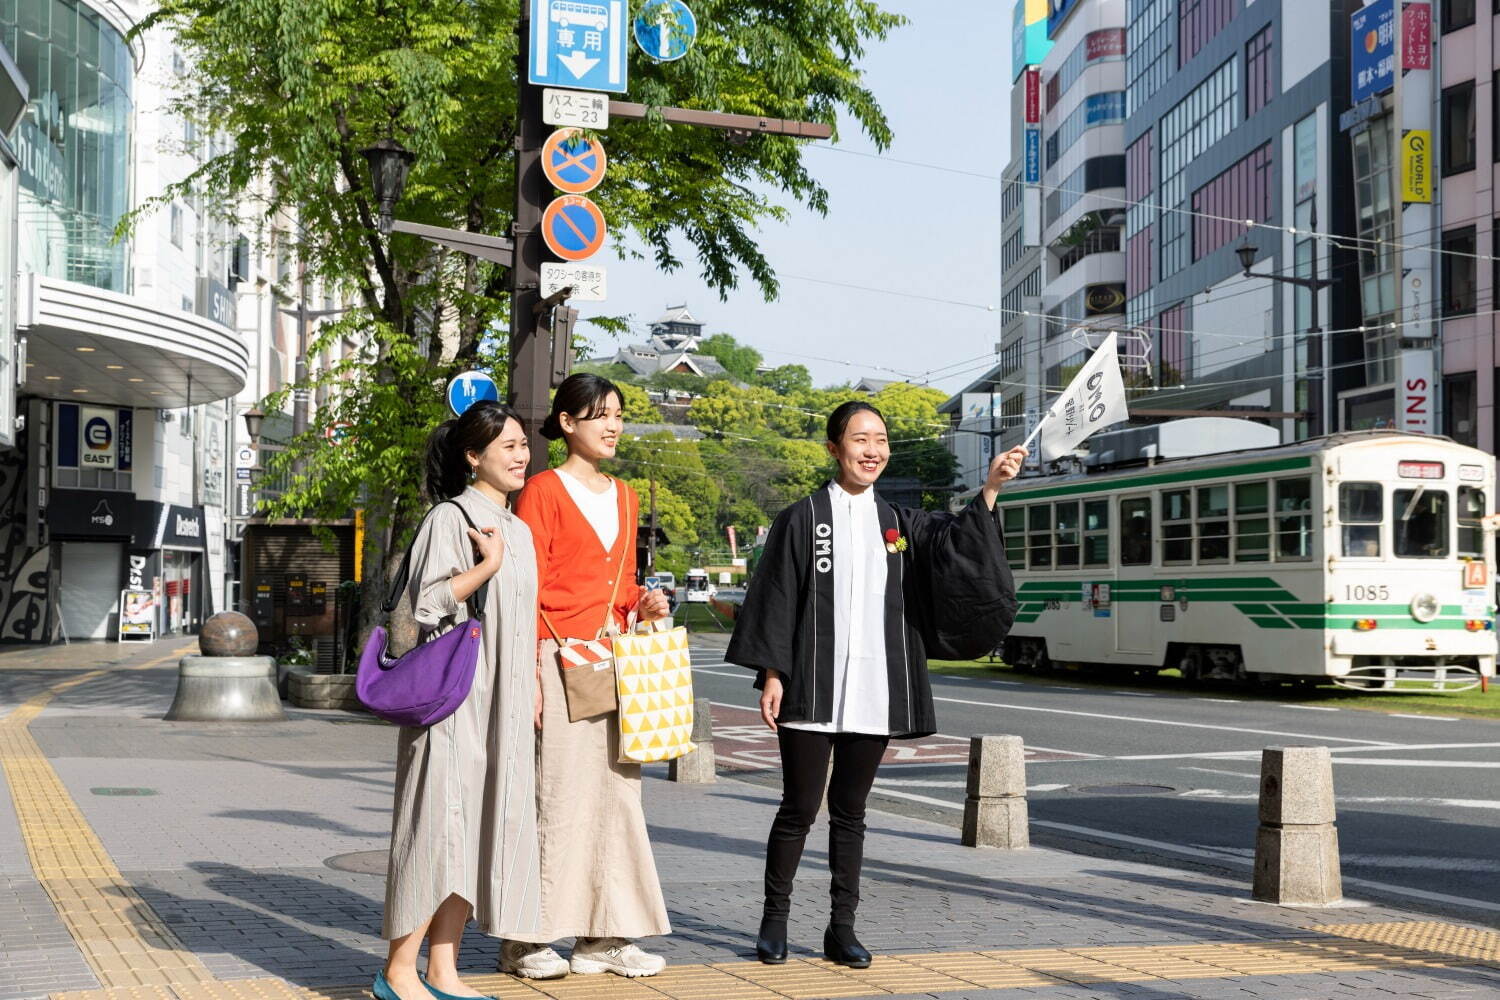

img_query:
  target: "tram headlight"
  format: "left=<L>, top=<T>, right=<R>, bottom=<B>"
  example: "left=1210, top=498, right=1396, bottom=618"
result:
left=1409, top=592, right=1441, bottom=623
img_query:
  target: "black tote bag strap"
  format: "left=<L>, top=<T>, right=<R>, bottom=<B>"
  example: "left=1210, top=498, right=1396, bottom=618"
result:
left=381, top=500, right=491, bottom=621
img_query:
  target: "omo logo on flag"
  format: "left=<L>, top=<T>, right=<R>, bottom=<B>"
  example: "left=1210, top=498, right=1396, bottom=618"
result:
left=1030, top=332, right=1130, bottom=461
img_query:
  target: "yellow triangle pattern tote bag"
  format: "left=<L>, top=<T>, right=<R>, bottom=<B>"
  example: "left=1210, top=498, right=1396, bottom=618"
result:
left=613, top=620, right=697, bottom=764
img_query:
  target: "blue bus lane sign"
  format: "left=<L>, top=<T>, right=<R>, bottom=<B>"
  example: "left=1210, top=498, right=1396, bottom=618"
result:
left=529, top=0, right=629, bottom=93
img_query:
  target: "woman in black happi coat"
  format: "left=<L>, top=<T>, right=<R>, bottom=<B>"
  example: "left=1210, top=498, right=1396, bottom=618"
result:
left=727, top=401, right=1025, bottom=968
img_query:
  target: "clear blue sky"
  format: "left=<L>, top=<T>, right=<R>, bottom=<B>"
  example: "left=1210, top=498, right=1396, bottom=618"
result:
left=592, top=0, right=1010, bottom=396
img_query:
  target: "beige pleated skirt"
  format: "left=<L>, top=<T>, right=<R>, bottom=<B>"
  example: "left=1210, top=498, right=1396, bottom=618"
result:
left=508, top=638, right=671, bottom=942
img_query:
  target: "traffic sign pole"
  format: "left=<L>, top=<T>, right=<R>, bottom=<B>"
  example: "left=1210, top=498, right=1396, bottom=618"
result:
left=512, top=10, right=552, bottom=476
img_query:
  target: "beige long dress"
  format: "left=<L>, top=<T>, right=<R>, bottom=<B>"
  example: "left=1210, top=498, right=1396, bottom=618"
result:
left=382, top=487, right=541, bottom=941
left=508, top=471, right=671, bottom=943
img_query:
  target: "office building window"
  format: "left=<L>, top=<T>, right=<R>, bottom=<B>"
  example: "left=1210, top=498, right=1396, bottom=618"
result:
left=1158, top=59, right=1240, bottom=277
left=1443, top=0, right=1475, bottom=32
left=170, top=204, right=184, bottom=248
left=1442, top=226, right=1477, bottom=316
left=1179, top=0, right=1235, bottom=66
left=1158, top=302, right=1189, bottom=382
left=1046, top=92, right=1126, bottom=168
left=1444, top=372, right=1477, bottom=446
left=1192, top=142, right=1273, bottom=260
left=1127, top=0, right=1173, bottom=114
left=1245, top=25, right=1273, bottom=115
left=1443, top=81, right=1476, bottom=175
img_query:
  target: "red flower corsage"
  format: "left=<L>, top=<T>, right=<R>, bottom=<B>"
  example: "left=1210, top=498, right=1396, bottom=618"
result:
left=884, top=528, right=908, bottom=554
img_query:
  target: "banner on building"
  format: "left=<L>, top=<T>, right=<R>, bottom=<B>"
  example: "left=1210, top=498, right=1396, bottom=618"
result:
left=1012, top=0, right=1052, bottom=81
left=1398, top=349, right=1434, bottom=435
left=1024, top=68, right=1041, bottom=123
left=1350, top=0, right=1395, bottom=103
left=1400, top=129, right=1431, bottom=202
left=1402, top=2, right=1430, bottom=70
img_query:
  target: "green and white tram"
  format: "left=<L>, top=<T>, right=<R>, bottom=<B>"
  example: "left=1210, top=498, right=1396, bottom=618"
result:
left=994, top=430, right=1496, bottom=688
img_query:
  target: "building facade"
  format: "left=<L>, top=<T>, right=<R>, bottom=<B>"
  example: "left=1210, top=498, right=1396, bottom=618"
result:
left=1431, top=0, right=1495, bottom=451
left=1124, top=0, right=1360, bottom=441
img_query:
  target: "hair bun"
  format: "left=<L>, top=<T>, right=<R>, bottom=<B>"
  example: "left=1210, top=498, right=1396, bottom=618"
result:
left=540, top=414, right=563, bottom=440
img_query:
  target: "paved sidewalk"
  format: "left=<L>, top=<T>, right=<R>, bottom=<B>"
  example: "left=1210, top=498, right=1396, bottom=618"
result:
left=0, top=644, right=1497, bottom=1000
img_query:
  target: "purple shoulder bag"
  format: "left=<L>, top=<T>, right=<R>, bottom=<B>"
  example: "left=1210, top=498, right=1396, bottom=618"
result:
left=356, top=501, right=489, bottom=728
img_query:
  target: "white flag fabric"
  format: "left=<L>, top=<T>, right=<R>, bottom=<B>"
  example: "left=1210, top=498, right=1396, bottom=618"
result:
left=1036, top=332, right=1129, bottom=461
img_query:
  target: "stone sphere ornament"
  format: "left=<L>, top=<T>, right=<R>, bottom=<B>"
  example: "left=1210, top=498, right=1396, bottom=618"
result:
left=200, top=611, right=259, bottom=657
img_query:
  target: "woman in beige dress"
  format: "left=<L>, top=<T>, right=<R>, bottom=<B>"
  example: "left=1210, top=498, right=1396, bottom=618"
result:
left=501, top=374, right=673, bottom=980
left=376, top=401, right=542, bottom=1000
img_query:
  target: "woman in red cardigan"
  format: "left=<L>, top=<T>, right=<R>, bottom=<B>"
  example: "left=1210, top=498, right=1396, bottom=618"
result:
left=501, top=374, right=672, bottom=981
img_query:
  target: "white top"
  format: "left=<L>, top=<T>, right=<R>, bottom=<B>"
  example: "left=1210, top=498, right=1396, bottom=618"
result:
left=784, top=481, right=890, bottom=735
left=556, top=468, right=620, bottom=552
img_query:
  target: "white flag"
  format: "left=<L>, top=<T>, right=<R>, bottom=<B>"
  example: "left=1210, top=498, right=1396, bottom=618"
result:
left=1035, top=332, right=1129, bottom=461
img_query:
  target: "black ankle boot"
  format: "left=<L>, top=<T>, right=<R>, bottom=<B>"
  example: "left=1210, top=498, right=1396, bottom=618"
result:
left=823, top=924, right=871, bottom=969
left=756, top=919, right=788, bottom=965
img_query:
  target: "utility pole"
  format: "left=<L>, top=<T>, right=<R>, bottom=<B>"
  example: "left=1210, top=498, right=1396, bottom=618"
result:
left=511, top=10, right=552, bottom=476
left=648, top=472, right=658, bottom=572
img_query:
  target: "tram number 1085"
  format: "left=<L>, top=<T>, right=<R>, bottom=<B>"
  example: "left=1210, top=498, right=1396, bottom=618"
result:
left=1345, top=584, right=1391, bottom=601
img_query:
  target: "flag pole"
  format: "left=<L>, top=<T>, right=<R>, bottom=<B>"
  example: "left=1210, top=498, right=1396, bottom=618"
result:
left=1019, top=409, right=1053, bottom=451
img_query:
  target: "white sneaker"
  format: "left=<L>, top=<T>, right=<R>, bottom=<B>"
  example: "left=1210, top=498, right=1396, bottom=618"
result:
left=568, top=938, right=666, bottom=978
left=498, top=940, right=569, bottom=980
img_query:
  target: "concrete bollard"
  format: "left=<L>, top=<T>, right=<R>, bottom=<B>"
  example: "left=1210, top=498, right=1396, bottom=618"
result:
left=669, top=699, right=716, bottom=783
left=1252, top=745, right=1342, bottom=904
left=164, top=655, right=286, bottom=722
left=961, top=734, right=1029, bottom=849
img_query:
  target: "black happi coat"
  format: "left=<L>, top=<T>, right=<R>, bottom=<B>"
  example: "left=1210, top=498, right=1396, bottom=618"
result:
left=726, top=485, right=1018, bottom=739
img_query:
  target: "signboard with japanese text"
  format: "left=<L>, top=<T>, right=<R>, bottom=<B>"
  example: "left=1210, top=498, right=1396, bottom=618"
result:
left=1401, top=129, right=1431, bottom=202
left=529, top=0, right=629, bottom=93
left=1085, top=28, right=1125, bottom=60
left=1023, top=128, right=1041, bottom=183
left=1402, top=2, right=1431, bottom=70
left=1402, top=269, right=1434, bottom=338
left=541, top=261, right=607, bottom=301
left=543, top=87, right=610, bottom=128
left=1024, top=68, right=1040, bottom=123
left=1350, top=0, right=1395, bottom=103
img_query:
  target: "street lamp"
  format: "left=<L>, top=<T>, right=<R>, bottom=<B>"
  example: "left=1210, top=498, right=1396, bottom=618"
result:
left=360, top=138, right=416, bottom=235
left=242, top=407, right=264, bottom=446
left=1237, top=233, right=1335, bottom=437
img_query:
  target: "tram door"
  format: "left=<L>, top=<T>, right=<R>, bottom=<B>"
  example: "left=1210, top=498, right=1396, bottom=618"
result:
left=1116, top=494, right=1155, bottom=653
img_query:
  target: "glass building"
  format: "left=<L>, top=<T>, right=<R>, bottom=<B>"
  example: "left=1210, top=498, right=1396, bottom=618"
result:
left=1, top=0, right=132, bottom=292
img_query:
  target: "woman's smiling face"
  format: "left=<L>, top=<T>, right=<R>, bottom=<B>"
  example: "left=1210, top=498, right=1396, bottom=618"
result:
left=826, top=409, right=889, bottom=490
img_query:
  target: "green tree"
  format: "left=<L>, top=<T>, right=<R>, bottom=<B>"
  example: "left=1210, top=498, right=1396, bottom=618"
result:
left=145, top=0, right=903, bottom=631
left=697, top=333, right=763, bottom=382
left=616, top=381, right=661, bottom=424
left=756, top=363, right=813, bottom=395
left=622, top=477, right=697, bottom=548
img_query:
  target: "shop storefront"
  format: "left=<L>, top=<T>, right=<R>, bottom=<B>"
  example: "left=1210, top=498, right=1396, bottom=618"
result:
left=158, top=503, right=205, bottom=634
left=45, top=487, right=152, bottom=640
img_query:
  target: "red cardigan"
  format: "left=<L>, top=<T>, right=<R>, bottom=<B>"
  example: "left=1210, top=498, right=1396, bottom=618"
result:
left=513, top=469, right=640, bottom=640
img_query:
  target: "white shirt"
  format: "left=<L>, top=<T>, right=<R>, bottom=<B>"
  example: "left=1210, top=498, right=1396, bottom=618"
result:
left=784, top=482, right=890, bottom=735
left=556, top=468, right=619, bottom=552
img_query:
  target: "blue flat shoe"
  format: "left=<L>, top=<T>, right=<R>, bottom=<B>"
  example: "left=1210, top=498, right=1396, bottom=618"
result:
left=419, top=975, right=496, bottom=1000
left=372, top=971, right=401, bottom=1000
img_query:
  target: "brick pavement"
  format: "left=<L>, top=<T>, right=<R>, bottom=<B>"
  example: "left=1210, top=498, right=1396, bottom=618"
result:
left=0, top=642, right=1497, bottom=1000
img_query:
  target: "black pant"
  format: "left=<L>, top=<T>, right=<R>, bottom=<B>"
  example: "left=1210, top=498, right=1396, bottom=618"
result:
left=763, top=727, right=889, bottom=927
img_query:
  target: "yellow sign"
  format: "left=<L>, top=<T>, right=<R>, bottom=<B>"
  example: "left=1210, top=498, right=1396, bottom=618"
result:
left=354, top=508, right=365, bottom=582
left=1401, top=129, right=1431, bottom=203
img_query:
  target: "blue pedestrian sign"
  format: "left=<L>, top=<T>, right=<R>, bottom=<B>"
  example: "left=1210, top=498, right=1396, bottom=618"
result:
left=634, top=0, right=697, bottom=63
left=446, top=371, right=499, bottom=417
left=529, top=0, right=629, bottom=94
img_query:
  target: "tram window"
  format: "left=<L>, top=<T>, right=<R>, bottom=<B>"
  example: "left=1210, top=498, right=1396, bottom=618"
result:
left=1002, top=507, right=1026, bottom=569
left=1394, top=488, right=1450, bottom=558
left=1028, top=504, right=1053, bottom=569
left=1275, top=477, right=1313, bottom=560
left=1458, top=486, right=1486, bottom=557
left=1055, top=501, right=1080, bottom=567
left=1197, top=484, right=1230, bottom=562
left=1340, top=482, right=1382, bottom=557
left=1120, top=497, right=1152, bottom=566
left=1083, top=500, right=1110, bottom=566
left=1235, top=482, right=1270, bottom=562
left=1162, top=489, right=1193, bottom=563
